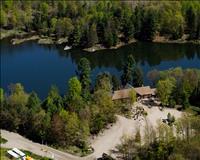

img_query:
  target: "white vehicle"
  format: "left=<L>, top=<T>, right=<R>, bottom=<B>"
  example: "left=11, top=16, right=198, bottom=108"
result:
left=7, top=150, right=20, bottom=159
left=7, top=148, right=26, bottom=160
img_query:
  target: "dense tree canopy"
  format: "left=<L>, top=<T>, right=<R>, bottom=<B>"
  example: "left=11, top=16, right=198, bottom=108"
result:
left=154, top=68, right=200, bottom=109
left=1, top=1, right=199, bottom=48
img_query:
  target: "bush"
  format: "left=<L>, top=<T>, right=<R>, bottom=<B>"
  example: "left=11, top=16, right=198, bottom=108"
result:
left=0, top=136, right=7, bottom=144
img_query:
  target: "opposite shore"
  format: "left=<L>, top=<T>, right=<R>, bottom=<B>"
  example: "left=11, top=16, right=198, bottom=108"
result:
left=1, top=29, right=199, bottom=53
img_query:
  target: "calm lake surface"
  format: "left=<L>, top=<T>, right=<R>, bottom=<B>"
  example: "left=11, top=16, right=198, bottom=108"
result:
left=1, top=39, right=200, bottom=99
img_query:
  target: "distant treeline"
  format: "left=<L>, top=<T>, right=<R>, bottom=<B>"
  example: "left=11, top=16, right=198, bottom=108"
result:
left=0, top=1, right=200, bottom=47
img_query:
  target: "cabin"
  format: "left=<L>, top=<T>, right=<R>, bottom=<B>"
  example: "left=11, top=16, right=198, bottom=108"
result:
left=112, top=86, right=156, bottom=101
left=134, top=86, right=156, bottom=99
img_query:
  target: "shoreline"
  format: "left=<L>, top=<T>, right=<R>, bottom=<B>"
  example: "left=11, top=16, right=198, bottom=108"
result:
left=1, top=29, right=199, bottom=51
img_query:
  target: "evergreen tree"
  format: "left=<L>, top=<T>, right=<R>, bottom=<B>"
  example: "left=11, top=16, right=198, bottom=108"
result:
left=139, top=9, right=158, bottom=41
left=186, top=6, right=197, bottom=39
left=87, top=23, right=98, bottom=47
left=121, top=55, right=136, bottom=86
left=122, top=17, right=134, bottom=42
left=77, top=58, right=91, bottom=100
left=68, top=25, right=82, bottom=47
left=67, top=77, right=83, bottom=112
left=104, top=27, right=114, bottom=48
left=132, top=67, right=143, bottom=87
left=190, top=81, right=200, bottom=107
left=57, top=1, right=66, bottom=17
left=95, top=72, right=112, bottom=92
left=27, top=92, right=41, bottom=111
left=112, top=75, right=120, bottom=90
left=134, top=5, right=144, bottom=39
left=42, top=86, right=63, bottom=115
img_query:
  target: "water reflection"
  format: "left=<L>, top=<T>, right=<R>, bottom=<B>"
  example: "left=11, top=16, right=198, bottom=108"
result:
left=57, top=42, right=200, bottom=70
left=1, top=39, right=200, bottom=98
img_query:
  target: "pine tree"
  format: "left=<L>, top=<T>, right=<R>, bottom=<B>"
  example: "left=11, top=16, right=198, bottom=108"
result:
left=121, top=55, right=136, bottom=86
left=186, top=6, right=197, bottom=39
left=68, top=25, right=82, bottom=47
left=87, top=23, right=98, bottom=47
left=132, top=67, right=143, bottom=87
left=77, top=58, right=91, bottom=100
left=139, top=9, right=158, bottom=41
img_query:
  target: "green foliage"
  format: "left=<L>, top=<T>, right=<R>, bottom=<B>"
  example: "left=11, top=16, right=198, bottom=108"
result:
left=121, top=54, right=143, bottom=87
left=103, top=20, right=118, bottom=48
left=7, top=83, right=29, bottom=106
left=132, top=67, right=143, bottom=87
left=0, top=136, right=7, bottom=144
left=87, top=23, right=98, bottom=47
left=59, top=110, right=89, bottom=148
left=56, top=18, right=74, bottom=38
left=27, top=91, right=41, bottom=111
left=95, top=72, right=112, bottom=92
left=68, top=77, right=82, bottom=99
left=184, top=2, right=200, bottom=39
left=129, top=89, right=136, bottom=105
left=0, top=9, right=7, bottom=27
left=1, top=1, right=199, bottom=46
left=159, top=2, right=184, bottom=39
left=0, top=88, right=4, bottom=105
left=68, top=25, right=82, bottom=47
left=138, top=8, right=158, bottom=41
left=156, top=68, right=200, bottom=109
left=111, top=75, right=120, bottom=90
left=91, top=88, right=116, bottom=134
left=190, top=81, right=200, bottom=108
left=67, top=77, right=83, bottom=112
left=42, top=86, right=63, bottom=115
left=77, top=58, right=91, bottom=100
left=121, top=54, right=136, bottom=86
left=157, top=78, right=176, bottom=106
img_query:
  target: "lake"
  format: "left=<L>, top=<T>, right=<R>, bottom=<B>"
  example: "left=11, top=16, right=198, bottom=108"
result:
left=1, top=39, right=200, bottom=99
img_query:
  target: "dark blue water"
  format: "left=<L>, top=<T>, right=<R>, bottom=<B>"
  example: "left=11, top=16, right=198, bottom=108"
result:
left=1, top=39, right=200, bottom=99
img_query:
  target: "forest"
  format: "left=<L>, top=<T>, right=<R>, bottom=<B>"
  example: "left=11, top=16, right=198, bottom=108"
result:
left=1, top=1, right=200, bottom=158
left=1, top=1, right=200, bottom=48
left=1, top=56, right=200, bottom=157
